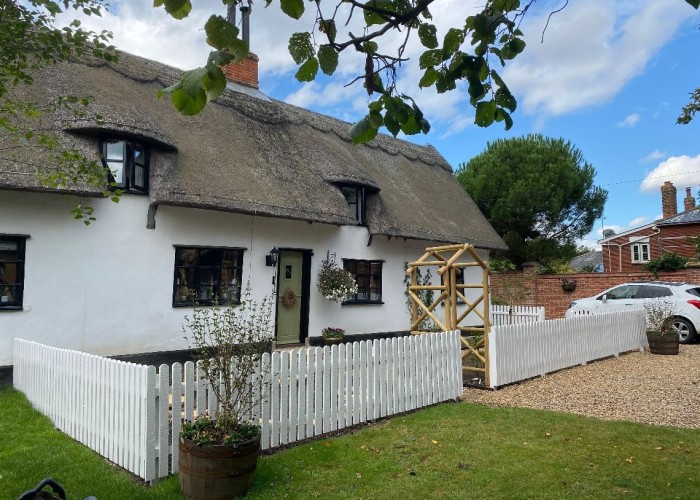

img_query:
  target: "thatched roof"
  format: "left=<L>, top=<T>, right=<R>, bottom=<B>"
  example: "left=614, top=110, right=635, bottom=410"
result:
left=0, top=51, right=507, bottom=250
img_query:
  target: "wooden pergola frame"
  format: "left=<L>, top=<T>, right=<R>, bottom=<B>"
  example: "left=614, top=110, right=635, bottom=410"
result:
left=405, top=243, right=490, bottom=386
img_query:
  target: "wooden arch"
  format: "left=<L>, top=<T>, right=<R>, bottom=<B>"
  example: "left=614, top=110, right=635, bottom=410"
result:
left=405, top=243, right=490, bottom=386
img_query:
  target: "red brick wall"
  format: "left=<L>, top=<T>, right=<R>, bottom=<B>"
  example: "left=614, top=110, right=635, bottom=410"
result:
left=221, top=53, right=259, bottom=88
left=490, top=267, right=700, bottom=319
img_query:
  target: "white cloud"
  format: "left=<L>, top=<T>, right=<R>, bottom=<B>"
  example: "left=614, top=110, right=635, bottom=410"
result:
left=503, top=0, right=695, bottom=117
left=617, top=113, right=641, bottom=128
left=628, top=216, right=650, bottom=227
left=640, top=149, right=667, bottom=163
left=640, top=155, right=700, bottom=193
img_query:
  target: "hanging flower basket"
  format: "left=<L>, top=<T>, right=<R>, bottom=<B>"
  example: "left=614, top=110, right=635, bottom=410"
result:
left=561, top=278, right=577, bottom=292
left=281, top=288, right=297, bottom=309
left=317, top=260, right=358, bottom=302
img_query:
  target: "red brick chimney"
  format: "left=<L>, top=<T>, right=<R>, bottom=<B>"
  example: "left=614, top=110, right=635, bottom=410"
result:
left=221, top=53, right=259, bottom=89
left=684, top=187, right=696, bottom=212
left=661, top=181, right=678, bottom=219
left=221, top=5, right=259, bottom=89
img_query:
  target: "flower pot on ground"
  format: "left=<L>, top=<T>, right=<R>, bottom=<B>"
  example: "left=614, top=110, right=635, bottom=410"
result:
left=180, top=284, right=273, bottom=499
left=644, top=299, right=679, bottom=355
left=322, top=327, right=345, bottom=345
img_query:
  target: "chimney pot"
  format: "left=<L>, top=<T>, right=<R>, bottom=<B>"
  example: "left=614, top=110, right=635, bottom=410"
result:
left=661, top=181, right=678, bottom=219
left=684, top=186, right=696, bottom=212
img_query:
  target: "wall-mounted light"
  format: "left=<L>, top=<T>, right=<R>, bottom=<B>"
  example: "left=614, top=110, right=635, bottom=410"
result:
left=266, top=247, right=280, bottom=267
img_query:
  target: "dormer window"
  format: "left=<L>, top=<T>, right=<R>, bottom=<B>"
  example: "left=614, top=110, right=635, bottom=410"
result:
left=341, top=185, right=366, bottom=223
left=101, top=139, right=149, bottom=193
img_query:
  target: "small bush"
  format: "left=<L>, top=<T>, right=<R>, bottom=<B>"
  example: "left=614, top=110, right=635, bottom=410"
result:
left=644, top=252, right=687, bottom=277
left=537, top=259, right=575, bottom=275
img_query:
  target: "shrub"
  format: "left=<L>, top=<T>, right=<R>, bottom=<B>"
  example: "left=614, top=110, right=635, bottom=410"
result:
left=644, top=252, right=687, bottom=277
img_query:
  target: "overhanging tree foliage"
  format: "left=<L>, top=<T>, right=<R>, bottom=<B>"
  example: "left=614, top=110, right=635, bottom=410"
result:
left=456, top=134, right=608, bottom=266
left=156, top=0, right=700, bottom=143
left=0, top=0, right=118, bottom=223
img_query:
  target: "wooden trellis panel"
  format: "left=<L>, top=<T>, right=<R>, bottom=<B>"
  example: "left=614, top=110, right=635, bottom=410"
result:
left=405, top=243, right=491, bottom=386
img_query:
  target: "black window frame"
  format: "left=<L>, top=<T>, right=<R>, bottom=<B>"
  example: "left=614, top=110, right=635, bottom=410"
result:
left=101, top=139, right=150, bottom=193
left=340, top=185, right=366, bottom=224
left=173, top=246, right=245, bottom=307
left=342, top=259, right=383, bottom=305
left=0, top=235, right=27, bottom=311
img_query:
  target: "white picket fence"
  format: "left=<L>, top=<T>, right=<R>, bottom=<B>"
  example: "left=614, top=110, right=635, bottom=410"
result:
left=487, top=310, right=646, bottom=388
left=490, top=304, right=545, bottom=326
left=13, top=332, right=462, bottom=482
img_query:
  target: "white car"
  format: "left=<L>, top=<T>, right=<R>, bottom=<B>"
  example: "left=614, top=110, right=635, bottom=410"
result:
left=565, top=281, right=700, bottom=344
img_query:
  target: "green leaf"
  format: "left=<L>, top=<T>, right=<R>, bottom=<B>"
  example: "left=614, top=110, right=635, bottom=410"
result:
left=501, top=38, right=526, bottom=60
left=494, top=108, right=513, bottom=130
left=318, top=45, right=338, bottom=75
left=384, top=113, right=400, bottom=136
left=475, top=100, right=497, bottom=128
left=319, top=19, right=337, bottom=43
left=207, top=51, right=234, bottom=69
left=443, top=28, right=464, bottom=56
left=204, top=15, right=240, bottom=51
left=203, top=68, right=227, bottom=102
left=157, top=0, right=192, bottom=20
left=165, top=67, right=209, bottom=115
left=364, top=0, right=393, bottom=26
left=419, top=50, right=443, bottom=69
left=349, top=117, right=379, bottom=144
left=368, top=111, right=384, bottom=128
left=289, top=33, right=314, bottom=64
left=418, top=24, right=438, bottom=49
left=686, top=0, right=699, bottom=8
left=419, top=67, right=438, bottom=88
left=435, top=75, right=456, bottom=94
left=295, top=57, right=319, bottom=82
left=363, top=41, right=379, bottom=54
left=495, top=87, right=517, bottom=112
left=280, top=0, right=305, bottom=20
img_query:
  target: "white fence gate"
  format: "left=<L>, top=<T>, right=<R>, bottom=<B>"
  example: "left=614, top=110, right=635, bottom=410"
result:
left=487, top=310, right=646, bottom=388
left=13, top=332, right=462, bottom=482
left=490, top=304, right=545, bottom=326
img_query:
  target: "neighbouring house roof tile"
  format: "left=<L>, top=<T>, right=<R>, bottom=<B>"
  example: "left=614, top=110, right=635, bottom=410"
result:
left=656, top=208, right=700, bottom=226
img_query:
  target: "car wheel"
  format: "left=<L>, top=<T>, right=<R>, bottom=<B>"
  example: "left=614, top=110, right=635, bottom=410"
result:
left=671, top=317, right=696, bottom=344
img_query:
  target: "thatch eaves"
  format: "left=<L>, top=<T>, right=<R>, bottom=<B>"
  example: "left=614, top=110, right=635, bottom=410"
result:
left=0, top=51, right=507, bottom=250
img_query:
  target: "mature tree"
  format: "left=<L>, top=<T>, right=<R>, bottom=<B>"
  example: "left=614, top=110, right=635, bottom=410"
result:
left=0, top=0, right=117, bottom=222
left=156, top=0, right=700, bottom=142
left=455, top=134, right=607, bottom=266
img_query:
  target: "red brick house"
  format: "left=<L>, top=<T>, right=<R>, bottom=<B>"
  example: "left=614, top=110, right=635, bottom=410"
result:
left=600, top=181, right=700, bottom=272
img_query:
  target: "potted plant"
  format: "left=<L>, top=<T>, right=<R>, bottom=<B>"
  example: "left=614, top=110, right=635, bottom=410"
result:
left=644, top=298, right=679, bottom=355
left=317, top=259, right=358, bottom=302
left=321, top=327, right=345, bottom=345
left=179, top=284, right=274, bottom=499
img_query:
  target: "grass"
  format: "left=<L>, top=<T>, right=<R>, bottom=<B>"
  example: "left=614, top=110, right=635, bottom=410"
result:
left=2, top=384, right=699, bottom=499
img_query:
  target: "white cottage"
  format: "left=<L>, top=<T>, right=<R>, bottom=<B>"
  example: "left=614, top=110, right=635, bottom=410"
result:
left=0, top=50, right=506, bottom=369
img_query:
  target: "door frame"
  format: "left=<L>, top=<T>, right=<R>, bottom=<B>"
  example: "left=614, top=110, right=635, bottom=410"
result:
left=274, top=248, right=313, bottom=344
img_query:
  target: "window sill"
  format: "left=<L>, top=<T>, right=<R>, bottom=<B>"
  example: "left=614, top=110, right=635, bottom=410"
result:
left=342, top=300, right=384, bottom=306
left=0, top=306, right=23, bottom=311
left=173, top=302, right=241, bottom=308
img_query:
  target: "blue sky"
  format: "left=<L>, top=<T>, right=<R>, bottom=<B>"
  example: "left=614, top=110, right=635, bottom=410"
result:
left=69, top=0, right=700, bottom=249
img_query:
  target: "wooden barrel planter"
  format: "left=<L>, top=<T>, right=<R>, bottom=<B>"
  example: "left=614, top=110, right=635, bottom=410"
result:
left=647, top=333, right=679, bottom=355
left=179, top=435, right=261, bottom=499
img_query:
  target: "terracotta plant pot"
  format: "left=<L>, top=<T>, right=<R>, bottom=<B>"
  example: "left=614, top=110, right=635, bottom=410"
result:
left=179, top=435, right=261, bottom=499
left=647, top=332, right=679, bottom=355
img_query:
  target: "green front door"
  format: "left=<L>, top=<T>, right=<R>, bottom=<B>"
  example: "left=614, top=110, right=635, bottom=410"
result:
left=276, top=251, right=304, bottom=345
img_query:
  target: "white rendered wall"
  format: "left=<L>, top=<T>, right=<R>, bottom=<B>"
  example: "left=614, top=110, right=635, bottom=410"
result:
left=0, top=190, right=489, bottom=365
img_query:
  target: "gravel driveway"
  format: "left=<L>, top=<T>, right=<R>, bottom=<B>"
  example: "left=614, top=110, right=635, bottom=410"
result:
left=462, top=345, right=700, bottom=429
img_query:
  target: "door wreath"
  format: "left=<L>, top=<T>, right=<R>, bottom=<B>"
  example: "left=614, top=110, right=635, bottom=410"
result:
left=282, top=288, right=297, bottom=309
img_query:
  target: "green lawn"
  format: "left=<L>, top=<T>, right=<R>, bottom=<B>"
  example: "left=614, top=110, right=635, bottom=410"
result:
left=2, top=384, right=699, bottom=499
